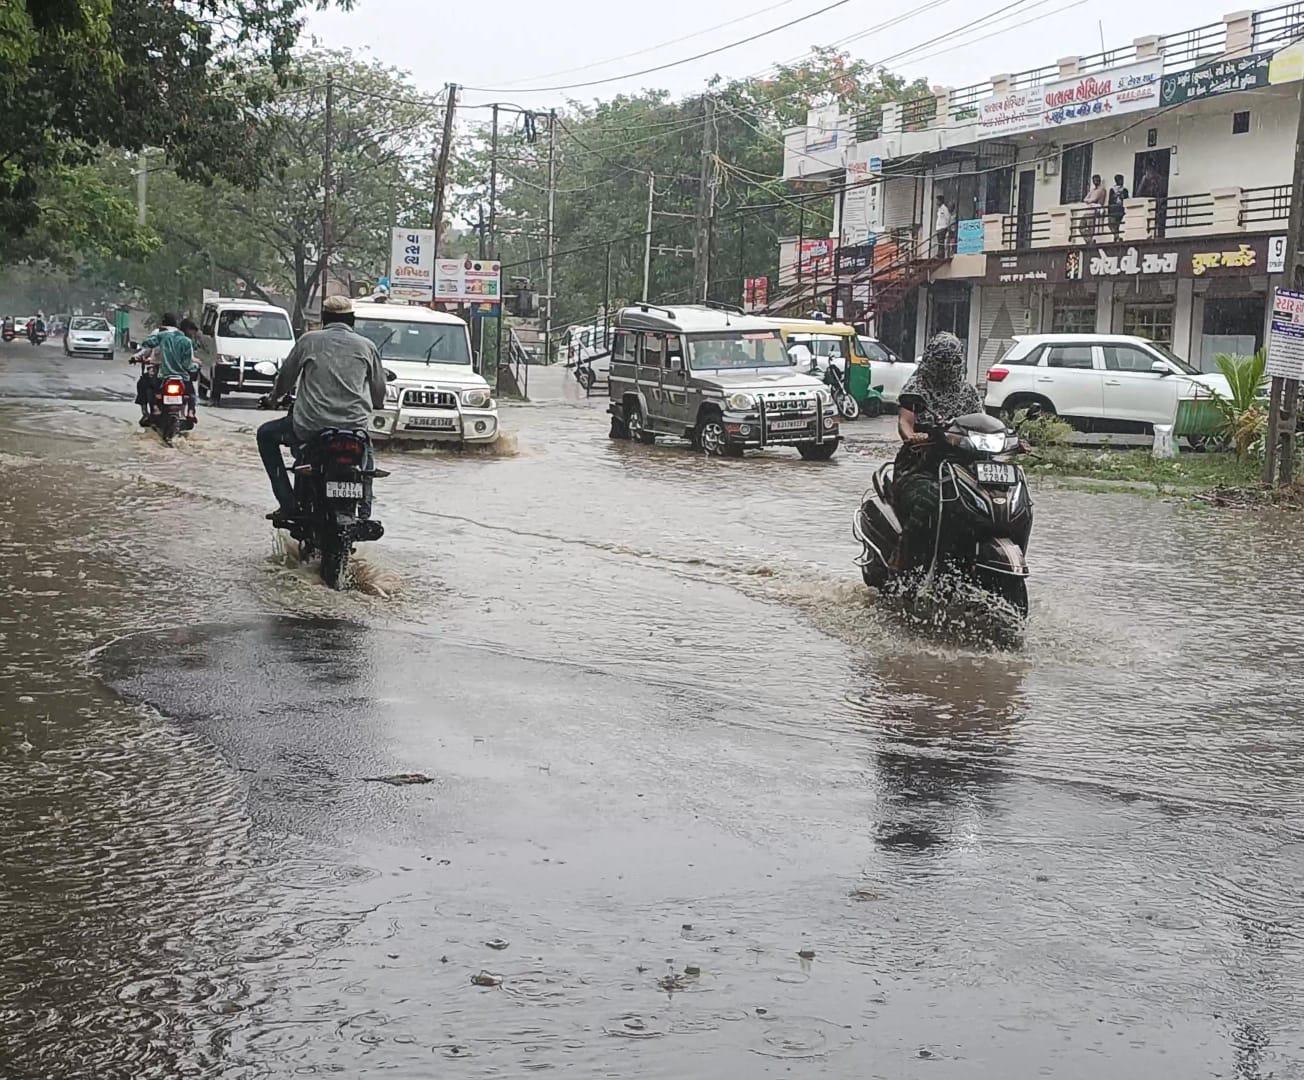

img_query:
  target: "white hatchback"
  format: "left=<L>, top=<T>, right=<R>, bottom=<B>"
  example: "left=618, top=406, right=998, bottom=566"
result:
left=984, top=334, right=1233, bottom=430
left=64, top=316, right=115, bottom=359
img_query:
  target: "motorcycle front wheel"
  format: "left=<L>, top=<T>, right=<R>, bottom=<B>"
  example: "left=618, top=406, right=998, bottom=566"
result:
left=838, top=394, right=861, bottom=420
left=985, top=574, right=1028, bottom=618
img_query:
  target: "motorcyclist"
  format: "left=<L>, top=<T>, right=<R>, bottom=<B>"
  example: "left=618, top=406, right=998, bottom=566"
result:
left=891, top=332, right=983, bottom=566
left=258, top=295, right=386, bottom=525
left=28, top=313, right=46, bottom=342
left=134, top=313, right=199, bottom=427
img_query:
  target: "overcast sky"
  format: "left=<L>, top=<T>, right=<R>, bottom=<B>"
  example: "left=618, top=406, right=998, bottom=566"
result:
left=306, top=0, right=1244, bottom=112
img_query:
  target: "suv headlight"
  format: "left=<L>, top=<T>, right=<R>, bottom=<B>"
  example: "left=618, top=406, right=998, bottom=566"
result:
left=216, top=352, right=241, bottom=365
left=816, top=387, right=833, bottom=404
left=461, top=387, right=492, bottom=408
left=726, top=391, right=756, bottom=411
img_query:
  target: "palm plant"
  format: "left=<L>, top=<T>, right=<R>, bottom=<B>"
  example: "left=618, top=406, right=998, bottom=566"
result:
left=1208, top=351, right=1268, bottom=460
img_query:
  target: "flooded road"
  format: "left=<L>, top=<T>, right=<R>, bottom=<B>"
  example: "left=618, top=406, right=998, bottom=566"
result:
left=2, top=341, right=1302, bottom=1078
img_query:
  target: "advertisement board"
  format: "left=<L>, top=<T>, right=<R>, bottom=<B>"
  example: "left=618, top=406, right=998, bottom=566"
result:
left=956, top=219, right=985, bottom=255
left=805, top=105, right=841, bottom=154
left=390, top=228, right=436, bottom=301
left=1041, top=59, right=1163, bottom=129
left=1267, top=288, right=1304, bottom=380
left=743, top=276, right=769, bottom=311
left=1161, top=51, right=1271, bottom=106
left=975, top=88, right=1042, bottom=141
left=796, top=238, right=836, bottom=277
left=841, top=149, right=883, bottom=246
left=434, top=258, right=502, bottom=305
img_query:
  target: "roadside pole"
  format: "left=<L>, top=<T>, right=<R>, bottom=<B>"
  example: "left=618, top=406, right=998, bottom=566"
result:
left=603, top=242, right=612, bottom=349
left=135, top=150, right=148, bottom=226
left=490, top=104, right=503, bottom=395
left=642, top=172, right=654, bottom=302
left=692, top=94, right=717, bottom=303
left=1264, top=83, right=1304, bottom=486
left=321, top=72, right=335, bottom=308
left=430, top=83, right=458, bottom=254
left=540, top=107, right=556, bottom=396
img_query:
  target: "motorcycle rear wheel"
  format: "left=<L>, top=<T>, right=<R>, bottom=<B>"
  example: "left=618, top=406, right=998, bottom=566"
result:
left=160, top=411, right=181, bottom=447
left=838, top=394, right=861, bottom=421
left=321, top=539, right=351, bottom=591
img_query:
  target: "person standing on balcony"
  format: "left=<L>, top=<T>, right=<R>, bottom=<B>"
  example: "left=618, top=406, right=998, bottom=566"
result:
left=1082, top=174, right=1107, bottom=243
left=1137, top=164, right=1165, bottom=238
left=1107, top=174, right=1129, bottom=242
left=934, top=195, right=954, bottom=258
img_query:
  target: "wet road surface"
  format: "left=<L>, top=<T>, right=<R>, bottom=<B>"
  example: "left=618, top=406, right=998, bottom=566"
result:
left=2, top=341, right=1303, bottom=1077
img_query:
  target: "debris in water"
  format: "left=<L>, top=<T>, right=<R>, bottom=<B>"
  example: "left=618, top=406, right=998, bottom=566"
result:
left=471, top=971, right=502, bottom=987
left=17, top=696, right=34, bottom=704
left=684, top=965, right=702, bottom=977
left=657, top=973, right=689, bottom=992
left=485, top=938, right=510, bottom=951
left=363, top=772, right=434, bottom=785
left=797, top=948, right=816, bottom=960
left=850, top=887, right=883, bottom=902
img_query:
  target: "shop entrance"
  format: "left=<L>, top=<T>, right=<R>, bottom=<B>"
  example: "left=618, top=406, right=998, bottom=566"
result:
left=878, top=288, right=919, bottom=362
left=928, top=282, right=971, bottom=350
left=1200, top=294, right=1266, bottom=371
left=1133, top=149, right=1171, bottom=236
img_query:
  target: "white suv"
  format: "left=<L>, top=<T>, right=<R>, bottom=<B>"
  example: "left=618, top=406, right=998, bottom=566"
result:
left=984, top=334, right=1233, bottom=430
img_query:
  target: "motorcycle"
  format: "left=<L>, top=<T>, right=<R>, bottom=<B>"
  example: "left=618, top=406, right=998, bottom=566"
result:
left=822, top=357, right=861, bottom=420
left=853, top=412, right=1032, bottom=617
left=261, top=397, right=387, bottom=591
left=132, top=354, right=195, bottom=446
left=28, top=325, right=47, bottom=346
left=569, top=356, right=595, bottom=392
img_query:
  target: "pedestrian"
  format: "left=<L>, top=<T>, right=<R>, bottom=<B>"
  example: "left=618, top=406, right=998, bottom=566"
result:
left=1107, top=174, right=1129, bottom=242
left=1082, top=174, right=1107, bottom=242
left=934, top=195, right=954, bottom=258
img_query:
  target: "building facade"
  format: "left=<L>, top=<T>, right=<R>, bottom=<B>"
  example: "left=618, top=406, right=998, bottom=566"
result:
left=779, top=3, right=1304, bottom=379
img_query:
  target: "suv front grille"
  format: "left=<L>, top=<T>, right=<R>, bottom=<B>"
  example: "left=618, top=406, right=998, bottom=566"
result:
left=762, top=395, right=814, bottom=412
left=403, top=389, right=457, bottom=408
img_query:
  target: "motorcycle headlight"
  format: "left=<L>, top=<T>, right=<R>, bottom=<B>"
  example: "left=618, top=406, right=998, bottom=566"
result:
left=461, top=387, right=492, bottom=408
left=967, top=432, right=1006, bottom=453
left=385, top=384, right=400, bottom=404
left=726, top=391, right=756, bottom=411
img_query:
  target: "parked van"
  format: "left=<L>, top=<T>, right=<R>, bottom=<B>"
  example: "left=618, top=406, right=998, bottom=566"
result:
left=197, top=298, right=296, bottom=404
left=350, top=301, right=498, bottom=445
left=607, top=304, right=839, bottom=459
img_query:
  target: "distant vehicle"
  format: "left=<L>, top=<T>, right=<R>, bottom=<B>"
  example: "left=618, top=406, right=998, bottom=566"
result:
left=13, top=317, right=32, bottom=337
left=350, top=301, right=498, bottom=445
left=562, top=320, right=611, bottom=391
left=775, top=320, right=876, bottom=406
left=131, top=350, right=194, bottom=446
left=196, top=298, right=296, bottom=404
left=606, top=304, right=840, bottom=460
left=64, top=316, right=115, bottom=360
left=858, top=336, right=915, bottom=406
left=984, top=334, right=1236, bottom=432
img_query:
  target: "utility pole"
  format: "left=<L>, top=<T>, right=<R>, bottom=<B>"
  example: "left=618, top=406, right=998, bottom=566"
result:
left=321, top=72, right=335, bottom=307
left=642, top=171, right=654, bottom=302
left=431, top=83, right=459, bottom=254
left=488, top=104, right=499, bottom=257
left=1264, top=83, right=1304, bottom=486
left=135, top=150, right=148, bottom=226
left=603, top=241, right=612, bottom=349
left=541, top=108, right=556, bottom=389
left=476, top=205, right=487, bottom=259
left=692, top=94, right=717, bottom=302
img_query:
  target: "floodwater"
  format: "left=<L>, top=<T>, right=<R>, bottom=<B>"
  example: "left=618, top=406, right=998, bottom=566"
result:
left=1, top=343, right=1303, bottom=1078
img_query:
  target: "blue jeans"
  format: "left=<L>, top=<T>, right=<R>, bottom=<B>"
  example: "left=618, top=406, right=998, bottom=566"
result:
left=257, top=417, right=375, bottom=519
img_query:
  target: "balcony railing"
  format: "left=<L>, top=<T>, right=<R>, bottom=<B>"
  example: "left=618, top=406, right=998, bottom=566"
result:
left=1151, top=192, right=1217, bottom=237
left=1001, top=211, right=1051, bottom=249
left=854, top=105, right=883, bottom=143
left=1252, top=2, right=1304, bottom=51
left=1240, top=183, right=1291, bottom=226
left=899, top=95, right=938, bottom=133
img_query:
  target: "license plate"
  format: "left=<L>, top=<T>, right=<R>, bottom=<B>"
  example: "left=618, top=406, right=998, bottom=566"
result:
left=325, top=481, right=364, bottom=499
left=406, top=416, right=457, bottom=430
left=770, top=418, right=809, bottom=431
left=977, top=462, right=1017, bottom=485
left=162, top=394, right=183, bottom=404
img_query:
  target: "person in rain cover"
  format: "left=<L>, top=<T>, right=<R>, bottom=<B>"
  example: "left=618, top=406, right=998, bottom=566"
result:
left=891, top=332, right=983, bottom=566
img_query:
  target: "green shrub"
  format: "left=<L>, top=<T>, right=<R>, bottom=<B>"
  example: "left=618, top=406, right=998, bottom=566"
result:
left=1011, top=408, right=1074, bottom=447
left=1208, top=351, right=1269, bottom=459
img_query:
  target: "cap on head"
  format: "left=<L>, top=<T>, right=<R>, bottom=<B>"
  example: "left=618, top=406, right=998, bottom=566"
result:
left=322, top=296, right=354, bottom=315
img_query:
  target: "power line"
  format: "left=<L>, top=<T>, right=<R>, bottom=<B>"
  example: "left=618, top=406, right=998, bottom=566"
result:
left=460, top=0, right=856, bottom=94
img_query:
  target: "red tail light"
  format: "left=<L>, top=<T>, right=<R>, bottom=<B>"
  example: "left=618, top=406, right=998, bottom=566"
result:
left=986, top=366, right=1009, bottom=382
left=162, top=378, right=186, bottom=394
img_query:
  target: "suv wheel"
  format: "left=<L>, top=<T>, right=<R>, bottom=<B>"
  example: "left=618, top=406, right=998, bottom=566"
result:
left=626, top=403, right=654, bottom=445
left=798, top=440, right=839, bottom=462
left=696, top=414, right=739, bottom=457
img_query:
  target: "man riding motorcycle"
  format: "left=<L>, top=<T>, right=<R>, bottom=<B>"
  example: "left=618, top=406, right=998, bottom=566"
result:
left=891, top=332, right=985, bottom=567
left=258, top=295, right=387, bottom=526
left=134, top=314, right=199, bottom=427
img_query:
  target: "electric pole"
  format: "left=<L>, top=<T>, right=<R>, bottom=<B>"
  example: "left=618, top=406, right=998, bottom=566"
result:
left=1264, top=82, right=1304, bottom=486
left=321, top=72, right=335, bottom=308
left=488, top=104, right=499, bottom=257
left=135, top=150, right=148, bottom=226
left=431, top=83, right=458, bottom=254
left=541, top=108, right=556, bottom=388
left=642, top=172, right=654, bottom=302
left=692, top=94, right=717, bottom=303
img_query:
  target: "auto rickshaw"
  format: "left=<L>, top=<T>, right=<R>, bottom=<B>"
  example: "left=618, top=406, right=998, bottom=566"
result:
left=772, top=318, right=884, bottom=415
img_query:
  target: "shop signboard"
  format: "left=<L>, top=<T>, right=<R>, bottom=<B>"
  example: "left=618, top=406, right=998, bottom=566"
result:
left=805, top=105, right=841, bottom=154
left=1042, top=59, right=1163, bottom=129
left=835, top=242, right=875, bottom=277
left=956, top=219, right=985, bottom=255
left=1160, top=51, right=1271, bottom=106
left=974, top=87, right=1042, bottom=141
left=434, top=258, right=502, bottom=304
left=390, top=227, right=437, bottom=301
left=841, top=150, right=883, bottom=246
left=796, top=238, right=836, bottom=277
left=987, top=236, right=1284, bottom=285
left=1267, top=287, right=1304, bottom=380
left=743, top=276, right=769, bottom=311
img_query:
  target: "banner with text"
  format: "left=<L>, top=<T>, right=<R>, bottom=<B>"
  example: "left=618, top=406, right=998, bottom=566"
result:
left=390, top=228, right=436, bottom=301
left=434, top=258, right=502, bottom=305
left=1267, top=287, right=1304, bottom=380
left=1041, top=59, right=1163, bottom=129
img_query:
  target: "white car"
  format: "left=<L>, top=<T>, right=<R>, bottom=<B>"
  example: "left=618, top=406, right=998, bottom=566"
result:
left=859, top=335, right=915, bottom=405
left=351, top=302, right=498, bottom=445
left=197, top=298, right=296, bottom=403
left=64, top=316, right=116, bottom=360
left=984, top=334, right=1233, bottom=430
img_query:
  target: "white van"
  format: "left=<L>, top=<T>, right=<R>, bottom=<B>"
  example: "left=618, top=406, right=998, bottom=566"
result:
left=197, top=298, right=296, bottom=404
left=350, top=301, right=499, bottom=445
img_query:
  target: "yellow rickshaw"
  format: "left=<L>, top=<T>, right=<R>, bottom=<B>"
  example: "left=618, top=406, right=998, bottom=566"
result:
left=772, top=319, right=883, bottom=416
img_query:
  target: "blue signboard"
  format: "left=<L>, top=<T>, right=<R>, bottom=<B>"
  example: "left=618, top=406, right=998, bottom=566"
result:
left=956, top=218, right=985, bottom=256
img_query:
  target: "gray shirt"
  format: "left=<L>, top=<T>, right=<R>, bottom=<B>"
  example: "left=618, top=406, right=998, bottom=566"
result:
left=271, top=323, right=387, bottom=440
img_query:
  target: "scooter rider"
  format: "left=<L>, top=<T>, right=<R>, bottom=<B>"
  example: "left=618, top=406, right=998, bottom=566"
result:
left=134, top=313, right=199, bottom=427
left=258, top=295, right=387, bottom=526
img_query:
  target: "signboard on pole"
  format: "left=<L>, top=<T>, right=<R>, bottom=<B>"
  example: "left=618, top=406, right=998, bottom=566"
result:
left=434, top=258, right=502, bottom=304
left=390, top=228, right=436, bottom=301
left=1267, top=287, right=1304, bottom=380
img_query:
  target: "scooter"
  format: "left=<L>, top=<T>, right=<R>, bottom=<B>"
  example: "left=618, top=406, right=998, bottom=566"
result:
left=132, top=354, right=195, bottom=446
left=853, top=412, right=1032, bottom=617
left=28, top=325, right=47, bottom=346
left=261, top=396, right=387, bottom=591
left=821, top=358, right=861, bottom=420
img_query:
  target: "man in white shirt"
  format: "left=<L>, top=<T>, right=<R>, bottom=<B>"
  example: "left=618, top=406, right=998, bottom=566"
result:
left=934, top=195, right=954, bottom=258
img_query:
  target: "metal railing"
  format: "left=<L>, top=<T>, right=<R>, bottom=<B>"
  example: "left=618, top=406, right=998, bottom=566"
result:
left=1240, top=183, right=1292, bottom=225
left=1158, top=19, right=1228, bottom=72
left=1152, top=192, right=1217, bottom=237
left=899, top=95, right=938, bottom=132
left=855, top=105, right=883, bottom=142
left=948, top=83, right=986, bottom=122
left=1252, top=2, right=1304, bottom=50
left=1008, top=63, right=1060, bottom=92
left=1076, top=45, right=1138, bottom=75
left=1001, top=211, right=1051, bottom=249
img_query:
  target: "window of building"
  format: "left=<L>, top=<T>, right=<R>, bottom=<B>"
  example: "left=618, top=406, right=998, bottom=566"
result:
left=1122, top=304, right=1175, bottom=348
left=1051, top=304, right=1096, bottom=335
left=1044, top=344, right=1094, bottom=369
left=1232, top=111, right=1251, bottom=135
left=1060, top=143, right=1094, bottom=204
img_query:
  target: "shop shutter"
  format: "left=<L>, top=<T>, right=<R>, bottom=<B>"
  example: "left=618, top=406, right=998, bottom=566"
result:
left=977, top=286, right=1025, bottom=383
left=882, top=177, right=918, bottom=231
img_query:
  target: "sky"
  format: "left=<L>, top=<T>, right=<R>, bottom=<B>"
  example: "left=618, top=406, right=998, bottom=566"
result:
left=305, top=0, right=1246, bottom=113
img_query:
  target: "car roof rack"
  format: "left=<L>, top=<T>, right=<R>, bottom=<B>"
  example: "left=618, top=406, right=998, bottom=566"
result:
left=633, top=302, right=678, bottom=319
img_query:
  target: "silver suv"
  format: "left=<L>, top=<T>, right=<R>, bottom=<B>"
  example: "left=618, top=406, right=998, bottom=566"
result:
left=607, top=305, right=840, bottom=460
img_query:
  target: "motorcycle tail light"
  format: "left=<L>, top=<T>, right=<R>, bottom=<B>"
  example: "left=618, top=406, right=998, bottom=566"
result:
left=162, top=379, right=186, bottom=395
left=986, top=366, right=1009, bottom=382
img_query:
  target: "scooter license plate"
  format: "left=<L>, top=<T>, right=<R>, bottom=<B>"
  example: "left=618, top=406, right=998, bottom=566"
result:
left=325, top=481, right=364, bottom=499
left=977, top=462, right=1017, bottom=485
left=162, top=394, right=184, bottom=404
